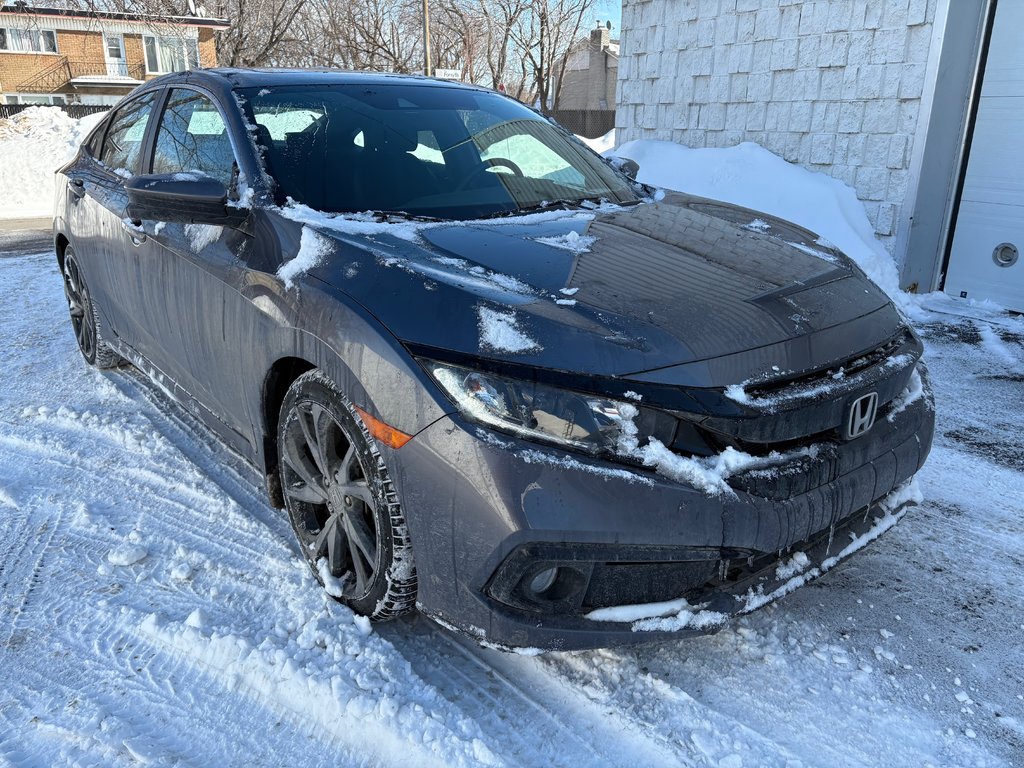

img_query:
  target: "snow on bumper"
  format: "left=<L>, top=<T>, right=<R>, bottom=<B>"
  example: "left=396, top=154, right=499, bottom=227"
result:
left=586, top=478, right=922, bottom=632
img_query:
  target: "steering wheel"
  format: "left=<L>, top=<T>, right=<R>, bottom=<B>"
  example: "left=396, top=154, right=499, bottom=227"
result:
left=456, top=157, right=524, bottom=190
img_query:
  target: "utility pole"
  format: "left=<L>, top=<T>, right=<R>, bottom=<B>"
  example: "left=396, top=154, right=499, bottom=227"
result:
left=422, top=0, right=432, bottom=77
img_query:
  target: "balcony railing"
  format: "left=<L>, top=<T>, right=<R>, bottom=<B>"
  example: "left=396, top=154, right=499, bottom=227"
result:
left=18, top=58, right=146, bottom=93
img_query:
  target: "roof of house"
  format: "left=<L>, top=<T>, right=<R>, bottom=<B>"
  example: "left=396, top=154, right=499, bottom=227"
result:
left=0, top=4, right=230, bottom=29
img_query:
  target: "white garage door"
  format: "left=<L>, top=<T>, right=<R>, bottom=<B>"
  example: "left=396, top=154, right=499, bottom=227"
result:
left=944, top=0, right=1024, bottom=311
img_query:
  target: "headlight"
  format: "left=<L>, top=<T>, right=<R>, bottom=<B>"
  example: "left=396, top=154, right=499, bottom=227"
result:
left=427, top=362, right=635, bottom=454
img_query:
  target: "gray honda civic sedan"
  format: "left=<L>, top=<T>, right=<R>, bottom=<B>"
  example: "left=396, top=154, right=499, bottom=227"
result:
left=53, top=68, right=934, bottom=650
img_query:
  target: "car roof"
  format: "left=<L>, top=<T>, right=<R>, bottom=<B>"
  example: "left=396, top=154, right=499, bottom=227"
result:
left=152, top=67, right=490, bottom=93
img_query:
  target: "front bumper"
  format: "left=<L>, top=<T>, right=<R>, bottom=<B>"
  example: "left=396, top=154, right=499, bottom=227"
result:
left=387, top=374, right=934, bottom=651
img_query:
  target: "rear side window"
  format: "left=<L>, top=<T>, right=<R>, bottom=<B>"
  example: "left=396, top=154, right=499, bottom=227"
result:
left=151, top=89, right=235, bottom=185
left=100, top=92, right=157, bottom=176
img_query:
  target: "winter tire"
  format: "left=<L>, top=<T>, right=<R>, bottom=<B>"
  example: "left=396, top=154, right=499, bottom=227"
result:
left=278, top=369, right=417, bottom=620
left=62, top=246, right=121, bottom=369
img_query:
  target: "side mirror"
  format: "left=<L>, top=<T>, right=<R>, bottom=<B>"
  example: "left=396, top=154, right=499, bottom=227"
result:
left=613, top=157, right=640, bottom=181
left=126, top=174, right=249, bottom=228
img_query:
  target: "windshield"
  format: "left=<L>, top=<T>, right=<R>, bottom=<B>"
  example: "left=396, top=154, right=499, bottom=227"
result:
left=238, top=83, right=639, bottom=219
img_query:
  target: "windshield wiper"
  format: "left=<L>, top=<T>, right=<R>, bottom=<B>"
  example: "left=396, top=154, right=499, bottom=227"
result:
left=366, top=210, right=444, bottom=223
left=477, top=197, right=606, bottom=220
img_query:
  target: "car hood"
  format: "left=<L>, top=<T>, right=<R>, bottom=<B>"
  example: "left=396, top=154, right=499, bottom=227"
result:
left=300, top=192, right=903, bottom=387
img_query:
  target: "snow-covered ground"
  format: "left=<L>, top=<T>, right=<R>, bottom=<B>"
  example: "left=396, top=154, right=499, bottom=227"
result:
left=2, top=110, right=1022, bottom=767
left=2, top=239, right=1022, bottom=766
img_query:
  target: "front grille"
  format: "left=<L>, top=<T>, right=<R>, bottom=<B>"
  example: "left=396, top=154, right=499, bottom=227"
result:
left=694, top=330, right=919, bottom=448
left=742, top=331, right=910, bottom=399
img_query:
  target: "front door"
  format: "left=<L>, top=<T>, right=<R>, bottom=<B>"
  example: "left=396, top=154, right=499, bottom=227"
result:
left=103, top=34, right=127, bottom=77
left=130, top=86, right=253, bottom=438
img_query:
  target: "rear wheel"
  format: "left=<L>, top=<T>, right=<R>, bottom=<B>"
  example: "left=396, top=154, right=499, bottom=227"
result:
left=62, top=247, right=120, bottom=369
left=277, top=370, right=417, bottom=619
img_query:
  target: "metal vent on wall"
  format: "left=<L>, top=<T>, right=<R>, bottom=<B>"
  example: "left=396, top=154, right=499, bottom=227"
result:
left=993, top=243, right=1018, bottom=268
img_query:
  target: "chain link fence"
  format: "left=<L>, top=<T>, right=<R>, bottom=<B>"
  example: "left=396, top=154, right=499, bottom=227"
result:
left=0, top=104, right=110, bottom=121
left=547, top=109, right=615, bottom=139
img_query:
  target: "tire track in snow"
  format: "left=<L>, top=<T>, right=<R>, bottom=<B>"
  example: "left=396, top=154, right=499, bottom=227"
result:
left=0, top=505, right=64, bottom=650
left=389, top=619, right=686, bottom=767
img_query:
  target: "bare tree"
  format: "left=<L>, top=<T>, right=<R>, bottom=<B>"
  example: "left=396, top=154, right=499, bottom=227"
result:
left=203, top=0, right=310, bottom=66
left=509, top=0, right=594, bottom=110
left=290, top=0, right=421, bottom=73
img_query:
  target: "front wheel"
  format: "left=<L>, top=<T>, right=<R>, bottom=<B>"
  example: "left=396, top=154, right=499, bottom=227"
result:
left=62, top=246, right=120, bottom=369
left=277, top=370, right=417, bottom=620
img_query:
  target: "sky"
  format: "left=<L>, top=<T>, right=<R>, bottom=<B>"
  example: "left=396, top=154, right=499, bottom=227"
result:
left=593, top=0, right=622, bottom=35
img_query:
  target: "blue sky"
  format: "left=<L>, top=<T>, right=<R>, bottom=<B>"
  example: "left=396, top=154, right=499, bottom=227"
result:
left=592, top=0, right=622, bottom=34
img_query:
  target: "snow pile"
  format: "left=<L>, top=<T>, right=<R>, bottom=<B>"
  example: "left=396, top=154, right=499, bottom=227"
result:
left=278, top=225, right=333, bottom=288
left=579, top=129, right=616, bottom=154
left=616, top=403, right=816, bottom=496
left=533, top=230, right=595, bottom=254
left=184, top=223, right=222, bottom=253
left=0, top=106, right=106, bottom=218
left=608, top=138, right=910, bottom=307
left=476, top=305, right=540, bottom=353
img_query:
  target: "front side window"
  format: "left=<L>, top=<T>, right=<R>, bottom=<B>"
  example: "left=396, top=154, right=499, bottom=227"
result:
left=152, top=89, right=235, bottom=185
left=100, top=92, right=157, bottom=176
left=143, top=35, right=200, bottom=74
left=0, top=28, right=58, bottom=53
left=240, top=84, right=637, bottom=220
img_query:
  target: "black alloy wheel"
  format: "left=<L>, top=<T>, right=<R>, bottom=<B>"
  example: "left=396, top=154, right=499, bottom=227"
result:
left=62, top=247, right=119, bottom=368
left=278, top=370, right=417, bottom=619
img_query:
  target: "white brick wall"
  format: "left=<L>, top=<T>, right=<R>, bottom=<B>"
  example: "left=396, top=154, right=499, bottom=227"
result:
left=616, top=0, right=939, bottom=254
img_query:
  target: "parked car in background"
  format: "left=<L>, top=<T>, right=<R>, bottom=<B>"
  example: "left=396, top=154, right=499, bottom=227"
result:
left=52, top=69, right=934, bottom=650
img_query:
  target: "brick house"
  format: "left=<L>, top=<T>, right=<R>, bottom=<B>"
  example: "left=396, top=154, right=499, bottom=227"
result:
left=0, top=4, right=228, bottom=107
left=616, top=0, right=1023, bottom=311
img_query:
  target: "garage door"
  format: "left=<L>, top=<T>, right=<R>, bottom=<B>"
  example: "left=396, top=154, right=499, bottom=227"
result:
left=944, top=0, right=1024, bottom=312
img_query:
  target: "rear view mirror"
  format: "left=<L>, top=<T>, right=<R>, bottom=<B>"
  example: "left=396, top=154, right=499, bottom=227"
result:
left=126, top=174, right=249, bottom=228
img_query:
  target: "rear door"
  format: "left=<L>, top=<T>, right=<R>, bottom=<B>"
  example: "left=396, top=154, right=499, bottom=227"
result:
left=128, top=86, right=254, bottom=442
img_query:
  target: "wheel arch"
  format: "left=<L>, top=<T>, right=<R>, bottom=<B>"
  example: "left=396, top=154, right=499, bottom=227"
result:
left=55, top=233, right=70, bottom=273
left=260, top=355, right=318, bottom=507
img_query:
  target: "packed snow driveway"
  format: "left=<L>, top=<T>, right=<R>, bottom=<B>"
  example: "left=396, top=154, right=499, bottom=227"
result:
left=0, top=240, right=1021, bottom=767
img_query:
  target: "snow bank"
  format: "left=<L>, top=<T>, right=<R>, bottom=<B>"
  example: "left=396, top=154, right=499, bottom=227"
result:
left=0, top=106, right=106, bottom=218
left=578, top=129, right=616, bottom=154
left=608, top=138, right=909, bottom=306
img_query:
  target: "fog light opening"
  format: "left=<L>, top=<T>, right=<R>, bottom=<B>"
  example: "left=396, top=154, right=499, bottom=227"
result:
left=524, top=565, right=588, bottom=603
left=530, top=567, right=558, bottom=595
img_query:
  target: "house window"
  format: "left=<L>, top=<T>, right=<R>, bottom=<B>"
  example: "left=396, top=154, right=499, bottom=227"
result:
left=4, top=93, right=65, bottom=105
left=143, top=35, right=200, bottom=74
left=0, top=28, right=58, bottom=53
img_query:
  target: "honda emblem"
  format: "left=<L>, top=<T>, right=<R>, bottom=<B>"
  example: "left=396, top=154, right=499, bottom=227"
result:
left=844, top=392, right=879, bottom=440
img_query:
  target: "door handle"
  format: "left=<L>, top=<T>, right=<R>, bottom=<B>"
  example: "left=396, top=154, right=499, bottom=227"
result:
left=121, top=220, right=147, bottom=245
